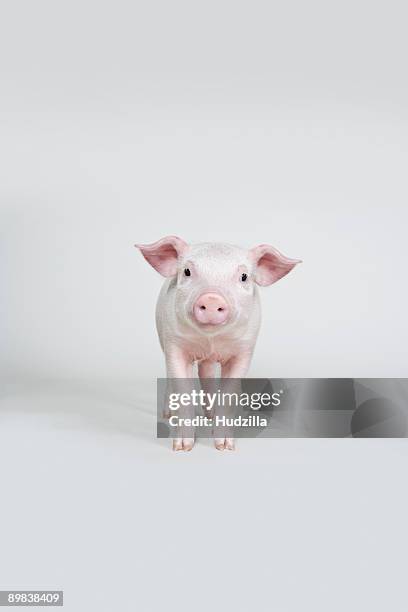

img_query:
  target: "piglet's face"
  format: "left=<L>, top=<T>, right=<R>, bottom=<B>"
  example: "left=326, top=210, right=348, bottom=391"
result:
left=176, top=243, right=256, bottom=331
left=136, top=236, right=301, bottom=334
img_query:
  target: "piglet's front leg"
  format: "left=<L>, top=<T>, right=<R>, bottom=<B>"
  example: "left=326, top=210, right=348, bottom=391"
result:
left=213, top=353, right=252, bottom=451
left=165, top=348, right=195, bottom=452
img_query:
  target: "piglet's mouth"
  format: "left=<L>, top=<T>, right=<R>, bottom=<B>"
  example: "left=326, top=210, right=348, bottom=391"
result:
left=194, top=319, right=230, bottom=330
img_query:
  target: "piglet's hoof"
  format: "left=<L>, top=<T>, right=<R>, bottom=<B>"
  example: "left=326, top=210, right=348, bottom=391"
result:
left=173, top=438, right=195, bottom=452
left=214, top=438, right=235, bottom=451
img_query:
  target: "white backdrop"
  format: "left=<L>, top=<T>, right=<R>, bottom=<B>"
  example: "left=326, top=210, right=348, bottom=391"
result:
left=2, top=10, right=407, bottom=381
left=1, top=4, right=408, bottom=612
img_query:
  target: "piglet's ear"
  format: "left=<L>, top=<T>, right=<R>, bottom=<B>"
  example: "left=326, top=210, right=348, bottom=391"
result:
left=250, top=244, right=301, bottom=286
left=135, top=236, right=188, bottom=277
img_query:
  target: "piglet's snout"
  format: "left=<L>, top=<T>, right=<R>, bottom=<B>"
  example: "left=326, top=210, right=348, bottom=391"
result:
left=193, top=293, right=230, bottom=326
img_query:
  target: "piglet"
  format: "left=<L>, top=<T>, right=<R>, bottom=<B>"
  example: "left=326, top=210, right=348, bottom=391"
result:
left=136, top=236, right=300, bottom=451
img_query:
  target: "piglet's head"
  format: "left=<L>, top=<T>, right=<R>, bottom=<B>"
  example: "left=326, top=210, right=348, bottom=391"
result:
left=136, top=236, right=301, bottom=333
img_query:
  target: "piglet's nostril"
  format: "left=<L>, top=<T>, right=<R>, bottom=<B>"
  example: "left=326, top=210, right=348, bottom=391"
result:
left=200, top=305, right=206, bottom=310
left=217, top=307, right=223, bottom=312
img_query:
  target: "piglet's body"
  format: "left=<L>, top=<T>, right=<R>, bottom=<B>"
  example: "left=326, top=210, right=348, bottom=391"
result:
left=136, top=237, right=300, bottom=451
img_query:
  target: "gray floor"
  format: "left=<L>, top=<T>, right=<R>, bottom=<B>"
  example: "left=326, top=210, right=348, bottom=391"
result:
left=0, top=379, right=407, bottom=611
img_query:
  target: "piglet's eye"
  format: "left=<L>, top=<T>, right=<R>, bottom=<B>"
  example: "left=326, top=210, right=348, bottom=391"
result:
left=184, top=268, right=191, bottom=277
left=241, top=273, right=248, bottom=282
